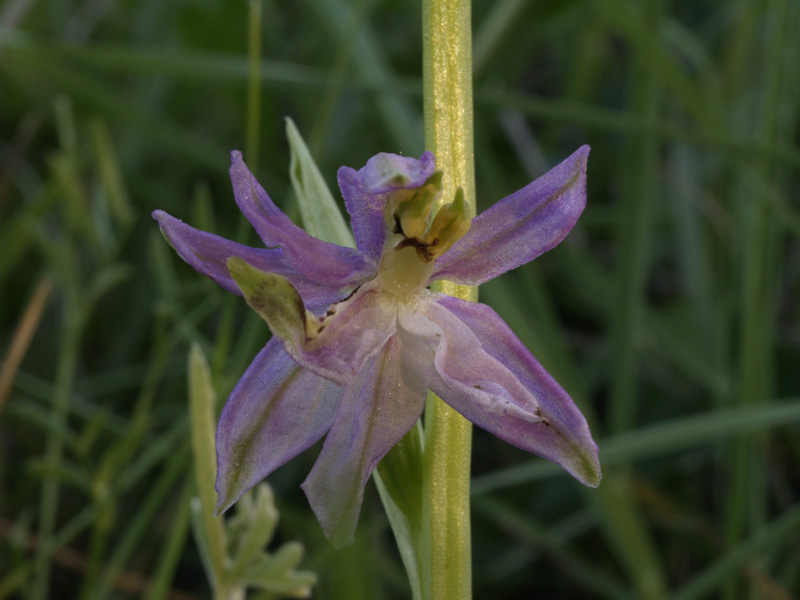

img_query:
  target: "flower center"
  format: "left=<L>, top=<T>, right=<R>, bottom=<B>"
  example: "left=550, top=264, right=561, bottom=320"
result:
left=376, top=172, right=471, bottom=298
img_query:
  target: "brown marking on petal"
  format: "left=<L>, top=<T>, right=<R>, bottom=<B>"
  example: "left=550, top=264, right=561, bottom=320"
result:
left=532, top=407, right=550, bottom=426
left=393, top=213, right=403, bottom=236
left=338, top=285, right=361, bottom=304
left=395, top=237, right=435, bottom=263
left=415, top=245, right=433, bottom=263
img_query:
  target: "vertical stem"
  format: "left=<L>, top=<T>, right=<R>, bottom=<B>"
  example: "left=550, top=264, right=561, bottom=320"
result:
left=421, top=1, right=475, bottom=598
left=246, top=0, right=262, bottom=173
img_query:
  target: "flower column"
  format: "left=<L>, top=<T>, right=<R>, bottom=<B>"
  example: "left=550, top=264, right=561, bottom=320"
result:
left=421, top=0, right=475, bottom=598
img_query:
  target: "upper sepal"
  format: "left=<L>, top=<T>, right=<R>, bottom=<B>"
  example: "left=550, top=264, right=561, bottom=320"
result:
left=229, top=151, right=376, bottom=288
left=338, top=151, right=436, bottom=262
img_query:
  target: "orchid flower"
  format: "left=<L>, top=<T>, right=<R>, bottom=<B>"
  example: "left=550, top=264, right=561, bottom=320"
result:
left=153, top=147, right=600, bottom=547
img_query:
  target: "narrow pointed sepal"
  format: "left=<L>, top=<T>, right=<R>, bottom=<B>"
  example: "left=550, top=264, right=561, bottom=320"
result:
left=431, top=146, right=589, bottom=286
left=337, top=151, right=437, bottom=261
left=401, top=295, right=601, bottom=487
left=153, top=210, right=356, bottom=308
left=229, top=150, right=376, bottom=286
left=214, top=339, right=342, bottom=514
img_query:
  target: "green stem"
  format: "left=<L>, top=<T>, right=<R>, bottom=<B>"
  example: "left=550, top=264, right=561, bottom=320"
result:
left=245, top=0, right=262, bottom=172
left=420, top=0, right=475, bottom=598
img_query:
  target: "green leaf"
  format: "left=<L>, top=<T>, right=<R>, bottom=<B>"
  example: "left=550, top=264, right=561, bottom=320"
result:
left=227, top=484, right=279, bottom=581
left=27, top=458, right=91, bottom=493
left=223, top=484, right=316, bottom=598
left=671, top=503, right=800, bottom=600
left=286, top=117, right=355, bottom=248
left=188, top=344, right=228, bottom=589
left=242, top=547, right=316, bottom=598
left=88, top=118, right=134, bottom=230
left=374, top=422, right=424, bottom=600
left=472, top=400, right=800, bottom=494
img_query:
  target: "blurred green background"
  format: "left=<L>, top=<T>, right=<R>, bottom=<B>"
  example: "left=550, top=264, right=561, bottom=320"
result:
left=1, top=0, right=799, bottom=598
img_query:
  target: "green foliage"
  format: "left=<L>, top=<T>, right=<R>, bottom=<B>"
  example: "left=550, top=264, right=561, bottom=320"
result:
left=189, top=346, right=315, bottom=599
left=1, top=1, right=799, bottom=599
left=286, top=117, right=355, bottom=248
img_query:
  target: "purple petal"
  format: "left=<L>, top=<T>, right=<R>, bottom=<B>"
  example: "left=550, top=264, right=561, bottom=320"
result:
left=431, top=146, right=589, bottom=286
left=229, top=259, right=398, bottom=387
left=229, top=151, right=376, bottom=286
left=337, top=151, right=436, bottom=261
left=285, top=286, right=398, bottom=386
left=215, top=338, right=342, bottom=514
left=401, top=295, right=600, bottom=487
left=301, top=334, right=427, bottom=547
left=153, top=210, right=355, bottom=308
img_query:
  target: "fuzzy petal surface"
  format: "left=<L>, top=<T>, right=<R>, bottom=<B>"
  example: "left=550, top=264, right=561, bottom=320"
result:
left=229, top=151, right=376, bottom=287
left=153, top=210, right=355, bottom=307
left=215, top=338, right=342, bottom=514
left=401, top=294, right=600, bottom=487
left=301, top=334, right=428, bottom=547
left=430, top=146, right=589, bottom=286
left=337, top=151, right=436, bottom=261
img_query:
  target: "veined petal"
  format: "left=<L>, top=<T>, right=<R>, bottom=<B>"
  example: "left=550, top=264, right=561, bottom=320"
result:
left=229, top=258, right=397, bottom=386
left=401, top=294, right=600, bottom=487
left=293, top=285, right=397, bottom=385
left=430, top=146, right=589, bottom=286
left=229, top=151, right=376, bottom=286
left=215, top=338, right=342, bottom=514
left=337, top=151, right=436, bottom=261
left=153, top=210, right=355, bottom=307
left=301, top=334, right=427, bottom=547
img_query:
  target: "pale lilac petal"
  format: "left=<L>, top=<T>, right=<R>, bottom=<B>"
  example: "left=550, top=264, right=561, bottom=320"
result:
left=400, top=294, right=600, bottom=487
left=153, top=210, right=356, bottom=308
left=229, top=151, right=376, bottom=286
left=431, top=146, right=589, bottom=286
left=301, top=334, right=427, bottom=547
left=282, top=286, right=398, bottom=386
left=337, top=151, right=436, bottom=261
left=229, top=260, right=398, bottom=387
left=215, top=338, right=342, bottom=514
